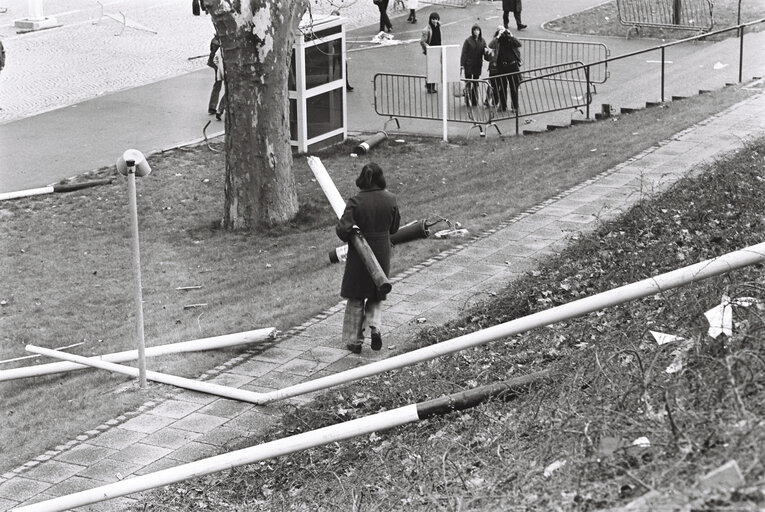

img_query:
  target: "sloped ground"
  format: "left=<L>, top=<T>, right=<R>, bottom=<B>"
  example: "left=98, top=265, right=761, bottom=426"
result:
left=146, top=137, right=765, bottom=511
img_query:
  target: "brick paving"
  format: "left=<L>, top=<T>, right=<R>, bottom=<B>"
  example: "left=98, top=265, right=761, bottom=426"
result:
left=1, top=90, right=763, bottom=510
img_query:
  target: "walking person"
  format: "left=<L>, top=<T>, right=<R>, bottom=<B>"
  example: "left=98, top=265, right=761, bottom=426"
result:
left=488, top=26, right=522, bottom=112
left=420, top=12, right=442, bottom=93
left=206, top=35, right=222, bottom=115
left=336, top=163, right=401, bottom=354
left=375, top=0, right=393, bottom=33
left=212, top=45, right=226, bottom=120
left=502, top=0, right=527, bottom=30
left=460, top=24, right=487, bottom=106
left=406, top=0, right=418, bottom=24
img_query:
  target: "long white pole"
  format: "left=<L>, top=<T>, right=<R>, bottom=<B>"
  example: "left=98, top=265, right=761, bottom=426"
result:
left=12, top=405, right=420, bottom=512
left=306, top=156, right=345, bottom=218
left=0, top=328, right=275, bottom=382
left=253, top=241, right=765, bottom=403
left=442, top=46, right=448, bottom=142
left=126, top=165, right=148, bottom=388
left=25, top=345, right=271, bottom=403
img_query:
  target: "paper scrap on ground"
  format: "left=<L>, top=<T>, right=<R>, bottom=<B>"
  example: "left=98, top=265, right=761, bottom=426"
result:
left=544, top=459, right=566, bottom=478
left=713, top=62, right=729, bottom=70
left=650, top=330, right=684, bottom=346
left=666, top=337, right=696, bottom=374
left=705, top=295, right=733, bottom=338
left=632, top=436, right=650, bottom=448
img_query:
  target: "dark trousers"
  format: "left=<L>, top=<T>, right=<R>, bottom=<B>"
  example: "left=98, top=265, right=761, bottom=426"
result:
left=378, top=0, right=392, bottom=31
left=503, top=10, right=522, bottom=28
left=464, top=72, right=480, bottom=106
left=208, top=79, right=222, bottom=113
left=490, top=65, right=520, bottom=111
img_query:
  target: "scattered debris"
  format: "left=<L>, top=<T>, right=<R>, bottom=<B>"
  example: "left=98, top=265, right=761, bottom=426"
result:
left=183, top=303, right=208, bottom=309
left=176, top=286, right=202, bottom=291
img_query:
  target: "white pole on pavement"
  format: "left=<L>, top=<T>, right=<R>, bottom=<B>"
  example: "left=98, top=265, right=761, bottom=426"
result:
left=25, top=345, right=271, bottom=403
left=0, top=328, right=276, bottom=382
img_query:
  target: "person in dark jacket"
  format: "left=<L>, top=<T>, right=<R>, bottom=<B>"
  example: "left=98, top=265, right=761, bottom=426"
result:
left=336, top=163, right=401, bottom=354
left=420, top=12, right=442, bottom=93
left=488, top=26, right=522, bottom=112
left=502, top=0, right=527, bottom=30
left=460, top=24, right=487, bottom=106
left=207, top=35, right=222, bottom=115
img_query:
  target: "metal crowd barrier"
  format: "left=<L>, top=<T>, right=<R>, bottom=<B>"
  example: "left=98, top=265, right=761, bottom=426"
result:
left=617, top=0, right=714, bottom=31
left=519, top=38, right=610, bottom=84
left=374, top=62, right=591, bottom=136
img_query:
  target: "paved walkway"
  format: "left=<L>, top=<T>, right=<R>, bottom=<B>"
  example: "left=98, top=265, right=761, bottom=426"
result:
left=2, top=85, right=763, bottom=511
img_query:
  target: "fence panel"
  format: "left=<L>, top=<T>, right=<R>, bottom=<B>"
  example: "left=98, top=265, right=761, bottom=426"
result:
left=617, top=0, right=714, bottom=30
left=374, top=62, right=592, bottom=129
left=519, top=38, right=610, bottom=84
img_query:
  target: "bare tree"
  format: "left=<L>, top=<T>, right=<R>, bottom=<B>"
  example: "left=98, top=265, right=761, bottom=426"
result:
left=205, top=0, right=310, bottom=230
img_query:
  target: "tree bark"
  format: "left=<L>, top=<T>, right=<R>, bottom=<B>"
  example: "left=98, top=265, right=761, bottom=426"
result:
left=206, top=0, right=308, bottom=230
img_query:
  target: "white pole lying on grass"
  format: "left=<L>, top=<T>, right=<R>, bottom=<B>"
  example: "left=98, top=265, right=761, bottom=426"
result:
left=253, top=241, right=765, bottom=404
left=11, top=371, right=547, bottom=512
left=25, top=345, right=272, bottom=403
left=0, top=328, right=276, bottom=382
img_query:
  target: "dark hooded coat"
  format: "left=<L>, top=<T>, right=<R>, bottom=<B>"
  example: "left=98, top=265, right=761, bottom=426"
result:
left=460, top=25, right=487, bottom=77
left=336, top=188, right=401, bottom=301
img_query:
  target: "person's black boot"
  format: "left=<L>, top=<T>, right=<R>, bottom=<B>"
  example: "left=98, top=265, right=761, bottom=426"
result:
left=370, top=328, right=382, bottom=351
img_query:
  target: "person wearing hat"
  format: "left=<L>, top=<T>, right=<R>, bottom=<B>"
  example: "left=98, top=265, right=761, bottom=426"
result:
left=420, top=12, right=442, bottom=93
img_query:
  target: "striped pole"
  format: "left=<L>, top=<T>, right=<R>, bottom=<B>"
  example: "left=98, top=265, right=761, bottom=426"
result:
left=12, top=371, right=548, bottom=512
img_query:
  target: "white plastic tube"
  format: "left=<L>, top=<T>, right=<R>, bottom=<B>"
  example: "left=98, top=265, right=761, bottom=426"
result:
left=0, top=328, right=275, bottom=382
left=12, top=404, right=420, bottom=512
left=254, top=241, right=765, bottom=403
left=25, top=345, right=270, bottom=403
left=306, top=156, right=346, bottom=218
left=0, top=186, right=54, bottom=201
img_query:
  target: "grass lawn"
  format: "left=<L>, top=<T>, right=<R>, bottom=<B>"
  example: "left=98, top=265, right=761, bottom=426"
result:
left=145, top=132, right=765, bottom=511
left=0, top=83, right=757, bottom=475
left=544, top=0, right=765, bottom=40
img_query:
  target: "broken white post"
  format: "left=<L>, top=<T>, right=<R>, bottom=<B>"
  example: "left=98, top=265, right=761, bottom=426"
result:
left=0, top=328, right=276, bottom=382
left=25, top=345, right=270, bottom=403
left=442, top=45, right=448, bottom=142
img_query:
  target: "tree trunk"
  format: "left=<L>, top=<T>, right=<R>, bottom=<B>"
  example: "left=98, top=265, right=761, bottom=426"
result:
left=207, top=0, right=308, bottom=230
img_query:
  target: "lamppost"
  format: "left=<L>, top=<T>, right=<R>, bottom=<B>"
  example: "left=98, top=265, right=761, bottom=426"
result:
left=116, top=149, right=152, bottom=388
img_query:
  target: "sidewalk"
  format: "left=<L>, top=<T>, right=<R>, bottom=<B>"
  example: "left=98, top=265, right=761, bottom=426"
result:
left=2, top=86, right=763, bottom=511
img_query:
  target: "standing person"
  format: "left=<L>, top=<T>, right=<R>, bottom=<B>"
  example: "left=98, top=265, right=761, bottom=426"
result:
left=375, top=0, right=393, bottom=34
left=420, top=12, right=442, bottom=94
left=460, top=24, right=487, bottom=106
left=336, top=163, right=401, bottom=354
left=207, top=35, right=222, bottom=115
left=488, top=26, right=522, bottom=112
left=406, top=0, right=418, bottom=24
left=213, top=45, right=226, bottom=121
left=0, top=39, right=5, bottom=74
left=502, top=0, right=527, bottom=30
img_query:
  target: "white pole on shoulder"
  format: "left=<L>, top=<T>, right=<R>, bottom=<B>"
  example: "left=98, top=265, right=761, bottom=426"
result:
left=442, top=45, right=448, bottom=142
left=25, top=345, right=270, bottom=403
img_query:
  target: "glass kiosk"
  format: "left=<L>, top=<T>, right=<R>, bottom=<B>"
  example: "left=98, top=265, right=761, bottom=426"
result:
left=289, top=14, right=347, bottom=153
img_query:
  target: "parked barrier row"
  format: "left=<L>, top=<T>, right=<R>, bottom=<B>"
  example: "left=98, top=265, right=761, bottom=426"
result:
left=519, top=38, right=609, bottom=84
left=374, top=62, right=592, bottom=135
left=617, top=0, right=714, bottom=31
